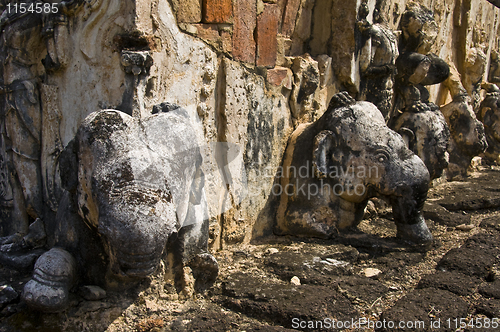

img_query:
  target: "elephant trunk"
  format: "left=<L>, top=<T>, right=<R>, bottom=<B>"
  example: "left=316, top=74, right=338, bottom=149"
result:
left=390, top=180, right=427, bottom=225
left=387, top=156, right=433, bottom=244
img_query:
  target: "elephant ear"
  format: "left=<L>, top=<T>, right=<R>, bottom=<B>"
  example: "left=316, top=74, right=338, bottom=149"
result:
left=398, top=127, right=415, bottom=151
left=312, top=130, right=340, bottom=178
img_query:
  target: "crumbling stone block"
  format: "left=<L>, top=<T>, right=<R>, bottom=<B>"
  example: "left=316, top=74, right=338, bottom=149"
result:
left=176, top=0, right=202, bottom=23
left=267, top=67, right=293, bottom=89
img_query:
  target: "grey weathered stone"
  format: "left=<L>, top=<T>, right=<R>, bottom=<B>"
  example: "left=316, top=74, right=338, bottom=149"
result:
left=440, top=94, right=487, bottom=179
left=399, top=3, right=439, bottom=55
left=0, top=0, right=81, bottom=241
left=391, top=3, right=491, bottom=182
left=22, top=218, right=46, bottom=249
left=0, top=249, right=45, bottom=271
left=489, top=50, right=500, bottom=86
left=391, top=50, right=451, bottom=181
left=275, top=92, right=432, bottom=244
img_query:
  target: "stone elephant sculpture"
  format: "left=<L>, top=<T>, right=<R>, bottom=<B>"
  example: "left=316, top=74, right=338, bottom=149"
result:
left=391, top=109, right=450, bottom=180
left=478, top=83, right=500, bottom=163
left=440, top=94, right=487, bottom=179
left=275, top=93, right=432, bottom=244
left=22, top=105, right=218, bottom=312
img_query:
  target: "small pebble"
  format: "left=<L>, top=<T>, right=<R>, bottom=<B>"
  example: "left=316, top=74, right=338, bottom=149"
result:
left=362, top=268, right=382, bottom=278
left=290, top=276, right=301, bottom=286
left=79, top=285, right=106, bottom=301
left=455, top=224, right=475, bottom=232
left=266, top=248, right=279, bottom=255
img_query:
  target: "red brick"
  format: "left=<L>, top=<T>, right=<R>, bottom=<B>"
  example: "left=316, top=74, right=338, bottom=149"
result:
left=203, top=0, right=233, bottom=23
left=233, top=0, right=256, bottom=64
left=256, top=4, right=279, bottom=68
left=267, top=67, right=292, bottom=89
left=281, top=0, right=300, bottom=37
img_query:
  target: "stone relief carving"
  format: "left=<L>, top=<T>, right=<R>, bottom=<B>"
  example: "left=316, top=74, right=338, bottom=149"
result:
left=0, top=0, right=497, bottom=324
left=80, top=0, right=120, bottom=62
left=0, top=4, right=46, bottom=237
left=0, top=2, right=219, bottom=311
left=275, top=92, right=433, bottom=244
left=389, top=3, right=486, bottom=181
left=22, top=107, right=218, bottom=312
left=398, top=3, right=439, bottom=55
left=119, top=50, right=153, bottom=117
left=0, top=0, right=81, bottom=241
left=391, top=107, right=450, bottom=180
left=357, top=5, right=398, bottom=121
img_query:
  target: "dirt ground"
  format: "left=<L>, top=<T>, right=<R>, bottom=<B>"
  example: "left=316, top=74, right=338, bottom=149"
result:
left=1, top=167, right=500, bottom=331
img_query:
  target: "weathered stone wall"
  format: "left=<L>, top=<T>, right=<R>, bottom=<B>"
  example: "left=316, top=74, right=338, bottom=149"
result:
left=3, top=0, right=500, bottom=250
left=160, top=0, right=500, bottom=247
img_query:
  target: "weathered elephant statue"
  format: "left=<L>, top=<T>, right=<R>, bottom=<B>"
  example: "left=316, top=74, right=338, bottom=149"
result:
left=440, top=93, right=488, bottom=179
left=478, top=83, right=500, bottom=162
left=389, top=52, right=451, bottom=180
left=391, top=109, right=450, bottom=180
left=275, top=92, right=432, bottom=244
left=22, top=104, right=218, bottom=312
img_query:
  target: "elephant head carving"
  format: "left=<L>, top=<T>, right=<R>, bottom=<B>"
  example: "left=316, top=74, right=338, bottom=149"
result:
left=276, top=92, right=432, bottom=244
left=391, top=109, right=451, bottom=180
left=23, top=106, right=217, bottom=311
left=440, top=94, right=487, bottom=179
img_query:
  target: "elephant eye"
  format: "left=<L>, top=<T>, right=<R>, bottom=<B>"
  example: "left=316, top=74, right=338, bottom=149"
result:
left=375, top=150, right=390, bottom=163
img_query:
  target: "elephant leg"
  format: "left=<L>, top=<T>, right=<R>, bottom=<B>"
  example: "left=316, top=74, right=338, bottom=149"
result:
left=22, top=248, right=76, bottom=312
left=395, top=214, right=433, bottom=245
left=168, top=191, right=218, bottom=294
left=392, top=201, right=433, bottom=245
left=390, top=192, right=433, bottom=244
